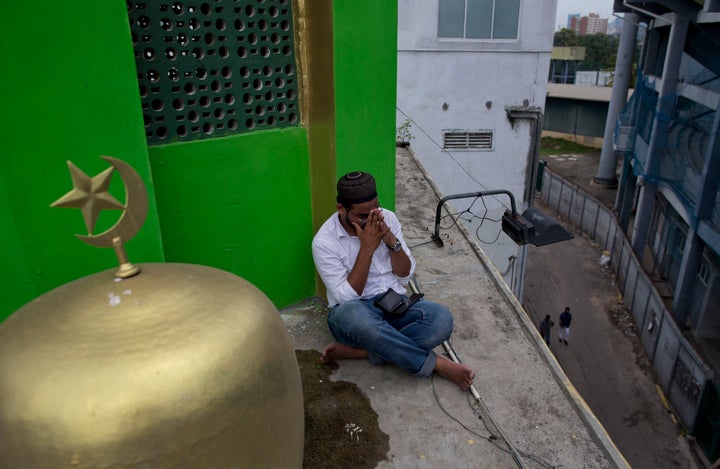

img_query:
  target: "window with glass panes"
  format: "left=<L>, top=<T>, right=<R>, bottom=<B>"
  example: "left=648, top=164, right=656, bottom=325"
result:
left=438, top=0, right=520, bottom=40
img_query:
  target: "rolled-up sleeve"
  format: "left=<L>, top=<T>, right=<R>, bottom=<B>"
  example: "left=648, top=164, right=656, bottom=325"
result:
left=311, top=237, right=360, bottom=306
left=385, top=211, right=415, bottom=284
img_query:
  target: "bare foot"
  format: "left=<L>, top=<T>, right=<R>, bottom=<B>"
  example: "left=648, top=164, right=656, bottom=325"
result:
left=320, top=342, right=369, bottom=364
left=434, top=356, right=475, bottom=390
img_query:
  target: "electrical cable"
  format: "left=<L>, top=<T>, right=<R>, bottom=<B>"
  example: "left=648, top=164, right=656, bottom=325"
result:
left=436, top=201, right=504, bottom=246
left=407, top=280, right=553, bottom=468
left=407, top=239, right=435, bottom=250
left=469, top=195, right=504, bottom=244
left=429, top=361, right=555, bottom=469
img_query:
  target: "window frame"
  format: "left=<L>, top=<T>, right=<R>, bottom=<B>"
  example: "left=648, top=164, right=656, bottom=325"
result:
left=437, top=0, right=521, bottom=42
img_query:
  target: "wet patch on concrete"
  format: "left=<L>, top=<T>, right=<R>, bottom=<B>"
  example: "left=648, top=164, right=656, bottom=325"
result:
left=296, top=349, right=390, bottom=468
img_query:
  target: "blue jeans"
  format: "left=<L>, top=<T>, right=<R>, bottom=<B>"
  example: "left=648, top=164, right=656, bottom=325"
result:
left=326, top=293, right=454, bottom=377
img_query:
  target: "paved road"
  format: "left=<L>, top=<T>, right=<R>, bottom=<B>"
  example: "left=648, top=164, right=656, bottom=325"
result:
left=523, top=198, right=700, bottom=469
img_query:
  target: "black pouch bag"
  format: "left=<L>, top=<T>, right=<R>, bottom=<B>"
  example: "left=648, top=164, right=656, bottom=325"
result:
left=374, top=289, right=424, bottom=316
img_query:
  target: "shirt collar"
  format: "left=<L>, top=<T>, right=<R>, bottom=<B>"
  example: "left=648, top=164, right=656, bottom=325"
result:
left=332, top=212, right=355, bottom=239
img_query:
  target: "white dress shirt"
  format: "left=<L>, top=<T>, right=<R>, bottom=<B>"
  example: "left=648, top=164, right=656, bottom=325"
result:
left=311, top=209, right=416, bottom=307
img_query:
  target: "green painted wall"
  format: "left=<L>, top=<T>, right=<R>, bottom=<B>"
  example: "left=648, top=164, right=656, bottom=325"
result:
left=332, top=0, right=398, bottom=210
left=0, top=1, right=164, bottom=322
left=148, top=127, right=315, bottom=308
left=0, top=0, right=399, bottom=321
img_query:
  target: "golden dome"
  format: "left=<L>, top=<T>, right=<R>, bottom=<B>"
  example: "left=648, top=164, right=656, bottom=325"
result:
left=0, top=263, right=304, bottom=467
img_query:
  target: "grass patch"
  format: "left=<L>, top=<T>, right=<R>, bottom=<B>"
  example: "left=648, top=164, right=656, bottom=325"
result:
left=540, top=137, right=599, bottom=155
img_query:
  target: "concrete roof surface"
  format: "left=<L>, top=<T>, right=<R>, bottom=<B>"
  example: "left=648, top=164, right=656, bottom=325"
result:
left=281, top=148, right=628, bottom=468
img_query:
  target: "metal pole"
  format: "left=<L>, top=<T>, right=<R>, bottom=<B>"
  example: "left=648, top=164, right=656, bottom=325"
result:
left=431, top=189, right=517, bottom=247
left=595, top=12, right=639, bottom=187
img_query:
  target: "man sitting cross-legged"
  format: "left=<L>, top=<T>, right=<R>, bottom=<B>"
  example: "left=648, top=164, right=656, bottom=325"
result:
left=311, top=171, right=474, bottom=390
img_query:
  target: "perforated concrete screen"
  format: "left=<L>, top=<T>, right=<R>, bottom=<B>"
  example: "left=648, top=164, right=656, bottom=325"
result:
left=128, top=0, right=299, bottom=145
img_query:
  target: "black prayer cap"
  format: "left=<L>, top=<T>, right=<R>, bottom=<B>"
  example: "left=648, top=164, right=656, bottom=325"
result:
left=336, top=171, right=377, bottom=205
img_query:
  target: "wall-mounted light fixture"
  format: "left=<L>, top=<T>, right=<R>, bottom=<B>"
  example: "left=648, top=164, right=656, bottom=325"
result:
left=431, top=190, right=574, bottom=247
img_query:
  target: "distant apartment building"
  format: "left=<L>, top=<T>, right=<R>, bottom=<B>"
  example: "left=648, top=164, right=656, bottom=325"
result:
left=567, top=12, right=609, bottom=35
left=580, top=13, right=609, bottom=35
left=567, top=13, right=580, bottom=30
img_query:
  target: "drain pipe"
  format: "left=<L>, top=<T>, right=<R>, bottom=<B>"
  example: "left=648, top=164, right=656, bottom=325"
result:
left=505, top=105, right=543, bottom=207
left=505, top=106, right=543, bottom=300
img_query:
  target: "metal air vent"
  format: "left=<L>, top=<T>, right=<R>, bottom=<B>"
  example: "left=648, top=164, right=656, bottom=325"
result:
left=443, top=130, right=493, bottom=150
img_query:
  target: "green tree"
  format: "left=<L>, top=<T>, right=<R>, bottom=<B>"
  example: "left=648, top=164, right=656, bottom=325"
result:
left=554, top=28, right=579, bottom=47
left=579, top=33, right=619, bottom=70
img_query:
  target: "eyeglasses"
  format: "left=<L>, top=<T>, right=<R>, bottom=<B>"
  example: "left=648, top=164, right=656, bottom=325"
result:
left=348, top=206, right=382, bottom=226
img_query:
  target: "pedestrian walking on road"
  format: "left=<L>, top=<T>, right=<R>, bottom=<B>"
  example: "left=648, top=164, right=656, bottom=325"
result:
left=538, top=315, right=554, bottom=346
left=558, top=307, right=572, bottom=345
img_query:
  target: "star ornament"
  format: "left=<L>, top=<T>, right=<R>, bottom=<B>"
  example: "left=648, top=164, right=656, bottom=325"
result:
left=51, top=161, right=125, bottom=235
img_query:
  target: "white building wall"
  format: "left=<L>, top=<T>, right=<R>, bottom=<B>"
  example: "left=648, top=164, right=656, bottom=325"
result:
left=397, top=0, right=556, bottom=295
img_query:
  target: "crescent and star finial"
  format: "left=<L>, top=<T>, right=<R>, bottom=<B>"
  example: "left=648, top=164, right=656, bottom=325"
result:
left=51, top=156, right=148, bottom=278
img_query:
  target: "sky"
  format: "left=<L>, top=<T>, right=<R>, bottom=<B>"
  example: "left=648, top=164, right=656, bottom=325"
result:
left=555, top=0, right=616, bottom=30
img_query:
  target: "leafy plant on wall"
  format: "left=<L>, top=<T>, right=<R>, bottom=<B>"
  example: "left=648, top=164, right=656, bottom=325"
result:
left=396, top=118, right=415, bottom=147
